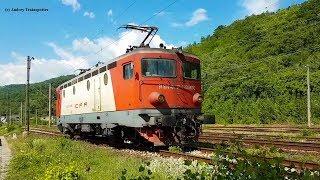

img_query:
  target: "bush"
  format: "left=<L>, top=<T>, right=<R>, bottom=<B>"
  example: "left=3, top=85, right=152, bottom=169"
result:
left=124, top=141, right=320, bottom=179
left=44, top=164, right=81, bottom=180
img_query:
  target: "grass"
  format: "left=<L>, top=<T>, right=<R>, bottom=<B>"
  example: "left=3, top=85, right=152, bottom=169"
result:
left=168, top=146, right=182, bottom=153
left=0, top=124, right=23, bottom=136
left=244, top=146, right=320, bottom=164
left=2, top=123, right=319, bottom=179
left=5, top=134, right=146, bottom=180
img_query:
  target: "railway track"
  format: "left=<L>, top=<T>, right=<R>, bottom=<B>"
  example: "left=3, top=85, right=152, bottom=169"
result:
left=202, top=132, right=320, bottom=142
left=30, top=128, right=320, bottom=153
left=205, top=126, right=320, bottom=133
left=29, top=129, right=63, bottom=137
left=199, top=135, right=320, bottom=152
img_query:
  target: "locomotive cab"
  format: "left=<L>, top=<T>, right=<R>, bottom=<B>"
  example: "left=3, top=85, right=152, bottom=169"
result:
left=112, top=48, right=203, bottom=146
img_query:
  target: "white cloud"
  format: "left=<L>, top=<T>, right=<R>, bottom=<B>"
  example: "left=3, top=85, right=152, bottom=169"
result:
left=241, top=0, right=280, bottom=15
left=107, top=9, right=116, bottom=24
left=0, top=29, right=175, bottom=85
left=185, top=8, right=209, bottom=27
left=61, top=0, right=80, bottom=12
left=107, top=9, right=113, bottom=17
left=72, top=30, right=175, bottom=61
left=83, top=11, right=95, bottom=18
left=171, top=8, right=208, bottom=28
left=0, top=48, right=88, bottom=85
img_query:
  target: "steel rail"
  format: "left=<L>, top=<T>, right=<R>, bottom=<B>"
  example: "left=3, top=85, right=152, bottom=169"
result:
left=29, top=129, right=63, bottom=136
left=199, top=136, right=320, bottom=152
left=201, top=132, right=320, bottom=142
left=205, top=126, right=320, bottom=133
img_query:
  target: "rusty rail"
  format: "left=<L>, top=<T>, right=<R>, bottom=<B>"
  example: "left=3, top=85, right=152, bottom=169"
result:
left=29, top=129, right=63, bottom=136
left=199, top=135, right=320, bottom=152
left=202, top=132, right=320, bottom=142
left=205, top=126, right=320, bottom=133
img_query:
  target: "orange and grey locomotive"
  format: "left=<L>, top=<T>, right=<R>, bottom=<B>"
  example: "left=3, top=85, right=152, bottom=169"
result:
left=55, top=25, right=203, bottom=146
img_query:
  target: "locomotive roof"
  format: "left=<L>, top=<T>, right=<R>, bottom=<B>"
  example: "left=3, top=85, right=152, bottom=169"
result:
left=58, top=47, right=199, bottom=90
left=120, top=47, right=199, bottom=59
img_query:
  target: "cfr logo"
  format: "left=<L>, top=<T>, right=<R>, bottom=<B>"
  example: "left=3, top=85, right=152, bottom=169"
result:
left=75, top=102, right=88, bottom=108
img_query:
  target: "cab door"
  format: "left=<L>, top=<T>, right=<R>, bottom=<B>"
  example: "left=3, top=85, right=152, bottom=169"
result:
left=93, top=75, right=102, bottom=111
left=122, top=61, right=135, bottom=109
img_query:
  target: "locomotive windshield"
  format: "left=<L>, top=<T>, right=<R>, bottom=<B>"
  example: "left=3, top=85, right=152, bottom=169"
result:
left=142, top=58, right=176, bottom=77
left=183, top=61, right=201, bottom=80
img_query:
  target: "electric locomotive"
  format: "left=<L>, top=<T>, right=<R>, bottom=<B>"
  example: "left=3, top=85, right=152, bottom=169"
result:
left=56, top=25, right=203, bottom=146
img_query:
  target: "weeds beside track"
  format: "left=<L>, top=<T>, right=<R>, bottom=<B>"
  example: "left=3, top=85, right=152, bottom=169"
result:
left=28, top=128, right=320, bottom=171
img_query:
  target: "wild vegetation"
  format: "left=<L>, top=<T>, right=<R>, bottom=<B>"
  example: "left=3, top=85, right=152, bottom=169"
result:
left=185, top=0, right=320, bottom=124
left=0, top=75, right=74, bottom=117
left=6, top=135, right=144, bottom=180
left=122, top=141, right=320, bottom=180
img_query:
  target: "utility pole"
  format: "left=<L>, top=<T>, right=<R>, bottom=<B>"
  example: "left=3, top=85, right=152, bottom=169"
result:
left=24, top=100, right=27, bottom=126
left=48, top=83, right=51, bottom=127
left=307, top=66, right=311, bottom=127
left=20, top=102, right=23, bottom=125
left=26, top=56, right=33, bottom=132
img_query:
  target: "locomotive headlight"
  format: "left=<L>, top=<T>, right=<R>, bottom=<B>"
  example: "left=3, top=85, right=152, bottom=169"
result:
left=149, top=92, right=166, bottom=105
left=158, top=94, right=165, bottom=104
left=193, top=93, right=203, bottom=104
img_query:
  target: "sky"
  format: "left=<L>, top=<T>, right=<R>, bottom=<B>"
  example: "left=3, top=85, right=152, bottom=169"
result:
left=0, top=0, right=306, bottom=85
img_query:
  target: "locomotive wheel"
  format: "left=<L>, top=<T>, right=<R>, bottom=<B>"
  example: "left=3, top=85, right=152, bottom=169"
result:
left=61, top=126, right=75, bottom=139
left=110, top=127, right=125, bottom=148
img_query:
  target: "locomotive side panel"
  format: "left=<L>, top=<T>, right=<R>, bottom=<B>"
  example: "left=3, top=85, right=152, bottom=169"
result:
left=100, top=70, right=116, bottom=112
left=60, top=78, right=92, bottom=116
left=60, top=69, right=116, bottom=117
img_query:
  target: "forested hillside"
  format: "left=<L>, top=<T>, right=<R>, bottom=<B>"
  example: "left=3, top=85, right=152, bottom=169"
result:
left=0, top=75, right=74, bottom=117
left=185, top=0, right=320, bottom=124
left=1, top=0, right=319, bottom=125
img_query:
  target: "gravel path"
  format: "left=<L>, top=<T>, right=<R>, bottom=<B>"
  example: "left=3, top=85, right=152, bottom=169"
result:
left=0, top=136, right=11, bottom=180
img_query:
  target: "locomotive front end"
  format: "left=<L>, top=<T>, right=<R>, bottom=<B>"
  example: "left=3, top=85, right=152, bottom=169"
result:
left=134, top=49, right=203, bottom=146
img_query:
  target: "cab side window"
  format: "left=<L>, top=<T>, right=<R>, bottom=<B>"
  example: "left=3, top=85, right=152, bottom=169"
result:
left=123, top=63, right=133, bottom=80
